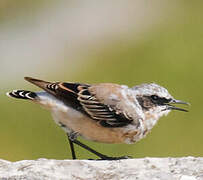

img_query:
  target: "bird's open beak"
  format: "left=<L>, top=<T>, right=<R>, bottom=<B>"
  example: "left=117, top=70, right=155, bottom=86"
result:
left=166, top=99, right=190, bottom=112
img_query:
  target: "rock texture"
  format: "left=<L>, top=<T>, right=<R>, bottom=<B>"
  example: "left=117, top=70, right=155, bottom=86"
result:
left=0, top=157, right=202, bottom=180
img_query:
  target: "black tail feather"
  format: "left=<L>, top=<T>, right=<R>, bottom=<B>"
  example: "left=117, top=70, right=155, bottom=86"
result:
left=7, top=90, right=37, bottom=100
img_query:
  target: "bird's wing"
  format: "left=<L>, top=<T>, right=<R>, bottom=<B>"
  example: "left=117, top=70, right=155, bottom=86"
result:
left=25, top=77, right=142, bottom=127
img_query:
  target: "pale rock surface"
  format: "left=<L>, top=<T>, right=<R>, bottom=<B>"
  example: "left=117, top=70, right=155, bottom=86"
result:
left=0, top=157, right=202, bottom=180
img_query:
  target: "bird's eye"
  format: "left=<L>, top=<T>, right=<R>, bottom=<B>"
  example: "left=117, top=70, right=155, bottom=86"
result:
left=151, top=95, right=159, bottom=101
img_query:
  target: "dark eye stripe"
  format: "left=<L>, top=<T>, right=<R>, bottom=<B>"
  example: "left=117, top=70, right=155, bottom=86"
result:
left=150, top=95, right=170, bottom=105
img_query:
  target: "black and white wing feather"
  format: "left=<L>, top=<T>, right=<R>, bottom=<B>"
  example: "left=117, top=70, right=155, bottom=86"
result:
left=23, top=77, right=136, bottom=128
left=57, top=83, right=133, bottom=127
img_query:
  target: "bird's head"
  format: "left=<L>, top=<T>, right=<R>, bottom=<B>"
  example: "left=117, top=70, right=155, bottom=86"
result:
left=132, top=83, right=189, bottom=119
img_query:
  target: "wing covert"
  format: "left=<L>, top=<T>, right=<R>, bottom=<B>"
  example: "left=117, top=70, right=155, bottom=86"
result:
left=77, top=84, right=133, bottom=127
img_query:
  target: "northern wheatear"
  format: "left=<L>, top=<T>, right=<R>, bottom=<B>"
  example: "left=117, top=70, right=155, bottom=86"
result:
left=7, top=77, right=189, bottom=160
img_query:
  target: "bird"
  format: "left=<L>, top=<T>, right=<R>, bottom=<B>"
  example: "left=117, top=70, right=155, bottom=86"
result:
left=7, top=77, right=189, bottom=160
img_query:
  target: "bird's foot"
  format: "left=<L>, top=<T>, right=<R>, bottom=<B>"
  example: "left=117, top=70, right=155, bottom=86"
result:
left=101, top=155, right=131, bottom=160
left=88, top=155, right=132, bottom=161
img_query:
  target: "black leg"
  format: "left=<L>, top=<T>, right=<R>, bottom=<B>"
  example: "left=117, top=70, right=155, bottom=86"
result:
left=68, top=138, right=76, bottom=159
left=72, top=138, right=130, bottom=160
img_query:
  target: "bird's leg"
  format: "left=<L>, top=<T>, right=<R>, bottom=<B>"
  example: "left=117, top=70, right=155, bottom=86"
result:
left=67, top=132, right=78, bottom=160
left=70, top=138, right=130, bottom=160
left=68, top=138, right=76, bottom=159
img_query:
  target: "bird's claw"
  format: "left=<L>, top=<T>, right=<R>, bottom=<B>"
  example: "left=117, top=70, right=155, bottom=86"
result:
left=88, top=155, right=132, bottom=161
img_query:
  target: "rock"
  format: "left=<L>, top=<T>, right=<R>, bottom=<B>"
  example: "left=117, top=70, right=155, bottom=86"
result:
left=0, top=157, right=202, bottom=180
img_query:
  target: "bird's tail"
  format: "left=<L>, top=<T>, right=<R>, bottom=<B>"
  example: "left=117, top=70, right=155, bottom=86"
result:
left=24, top=77, right=51, bottom=91
left=6, top=90, right=37, bottom=100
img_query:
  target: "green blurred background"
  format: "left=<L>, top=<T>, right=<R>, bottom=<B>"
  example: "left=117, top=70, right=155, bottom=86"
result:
left=0, top=1, right=203, bottom=161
